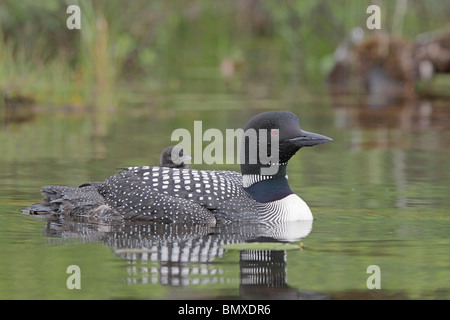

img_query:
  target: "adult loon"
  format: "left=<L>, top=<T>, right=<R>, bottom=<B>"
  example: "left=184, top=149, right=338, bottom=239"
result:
left=24, top=111, right=332, bottom=224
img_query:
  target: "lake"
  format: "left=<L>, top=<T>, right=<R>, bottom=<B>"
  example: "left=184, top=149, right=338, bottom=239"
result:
left=0, top=86, right=449, bottom=300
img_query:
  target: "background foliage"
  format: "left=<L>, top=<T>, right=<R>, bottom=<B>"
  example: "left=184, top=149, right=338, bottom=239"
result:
left=1, top=0, right=449, bottom=108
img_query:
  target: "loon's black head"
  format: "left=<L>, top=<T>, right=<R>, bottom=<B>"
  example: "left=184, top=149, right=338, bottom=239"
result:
left=160, top=145, right=191, bottom=168
left=240, top=111, right=332, bottom=176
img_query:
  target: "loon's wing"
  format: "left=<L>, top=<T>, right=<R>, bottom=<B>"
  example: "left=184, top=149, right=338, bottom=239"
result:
left=98, top=166, right=256, bottom=222
left=99, top=181, right=216, bottom=225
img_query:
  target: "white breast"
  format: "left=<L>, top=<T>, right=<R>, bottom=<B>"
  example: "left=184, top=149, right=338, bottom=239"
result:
left=259, top=194, right=313, bottom=221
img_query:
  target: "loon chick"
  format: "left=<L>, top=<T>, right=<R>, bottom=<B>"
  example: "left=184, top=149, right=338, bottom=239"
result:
left=24, top=111, right=332, bottom=224
left=160, top=145, right=191, bottom=168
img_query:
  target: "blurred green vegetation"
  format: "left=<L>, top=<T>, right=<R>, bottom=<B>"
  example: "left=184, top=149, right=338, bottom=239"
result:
left=0, top=0, right=449, bottom=108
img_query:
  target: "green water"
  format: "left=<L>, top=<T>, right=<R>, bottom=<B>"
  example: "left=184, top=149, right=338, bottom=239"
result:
left=0, top=91, right=449, bottom=300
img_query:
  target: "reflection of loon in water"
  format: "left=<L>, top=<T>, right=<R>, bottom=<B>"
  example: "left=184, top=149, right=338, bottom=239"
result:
left=44, top=217, right=326, bottom=299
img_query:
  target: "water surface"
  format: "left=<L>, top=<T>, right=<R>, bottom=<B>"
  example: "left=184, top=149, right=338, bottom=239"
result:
left=0, top=90, right=449, bottom=299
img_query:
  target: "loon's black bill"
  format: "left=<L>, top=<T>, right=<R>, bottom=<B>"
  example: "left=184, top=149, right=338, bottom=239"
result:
left=288, top=130, right=333, bottom=147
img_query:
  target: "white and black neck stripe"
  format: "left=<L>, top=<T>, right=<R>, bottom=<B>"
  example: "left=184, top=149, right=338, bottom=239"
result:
left=242, top=175, right=274, bottom=188
left=242, top=165, right=294, bottom=203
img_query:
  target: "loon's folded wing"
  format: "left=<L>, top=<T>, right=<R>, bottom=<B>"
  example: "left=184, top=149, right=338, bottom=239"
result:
left=98, top=166, right=255, bottom=223
left=108, top=190, right=217, bottom=225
